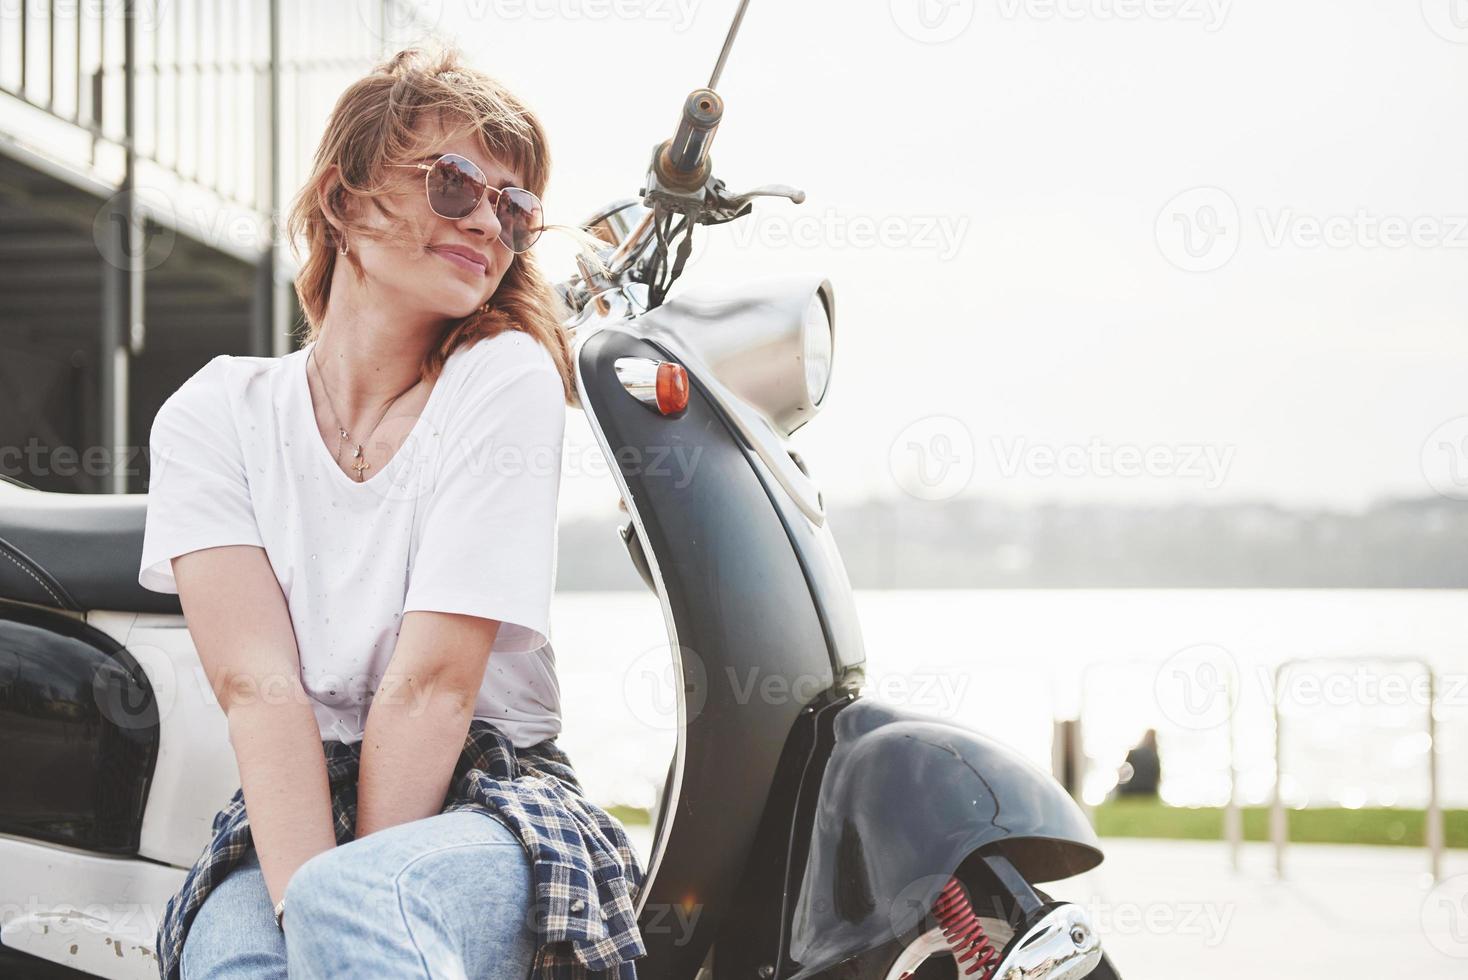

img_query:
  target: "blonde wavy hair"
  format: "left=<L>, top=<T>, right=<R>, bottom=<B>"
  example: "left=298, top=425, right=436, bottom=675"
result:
left=285, top=42, right=607, bottom=405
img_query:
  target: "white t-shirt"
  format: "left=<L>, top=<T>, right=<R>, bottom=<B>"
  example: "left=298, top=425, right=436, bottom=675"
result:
left=138, top=330, right=566, bottom=748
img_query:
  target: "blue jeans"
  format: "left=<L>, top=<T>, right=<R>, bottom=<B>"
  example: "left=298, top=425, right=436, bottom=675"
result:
left=180, top=809, right=539, bottom=980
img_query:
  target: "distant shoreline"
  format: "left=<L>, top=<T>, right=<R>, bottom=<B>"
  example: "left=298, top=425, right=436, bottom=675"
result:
left=556, top=495, right=1468, bottom=591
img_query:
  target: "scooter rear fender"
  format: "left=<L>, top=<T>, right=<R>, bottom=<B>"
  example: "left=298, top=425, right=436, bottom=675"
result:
left=786, top=696, right=1102, bottom=977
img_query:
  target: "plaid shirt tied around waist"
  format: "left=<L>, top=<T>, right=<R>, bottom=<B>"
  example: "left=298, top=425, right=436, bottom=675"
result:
left=155, top=718, right=648, bottom=980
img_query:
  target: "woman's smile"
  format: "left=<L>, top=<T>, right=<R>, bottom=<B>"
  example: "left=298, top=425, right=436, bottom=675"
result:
left=429, top=244, right=489, bottom=276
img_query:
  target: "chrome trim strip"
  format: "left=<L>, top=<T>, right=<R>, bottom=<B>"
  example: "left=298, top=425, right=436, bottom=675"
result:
left=571, top=320, right=686, bottom=917
left=613, top=356, right=664, bottom=410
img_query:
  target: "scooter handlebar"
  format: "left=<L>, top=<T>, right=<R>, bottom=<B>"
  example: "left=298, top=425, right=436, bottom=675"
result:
left=656, top=88, right=723, bottom=191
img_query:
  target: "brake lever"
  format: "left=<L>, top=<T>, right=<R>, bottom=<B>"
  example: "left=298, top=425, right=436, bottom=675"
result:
left=697, top=181, right=807, bottom=226
left=729, top=182, right=806, bottom=207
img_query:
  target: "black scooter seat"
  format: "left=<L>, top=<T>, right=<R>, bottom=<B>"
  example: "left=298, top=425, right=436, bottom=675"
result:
left=0, top=476, right=182, bottom=615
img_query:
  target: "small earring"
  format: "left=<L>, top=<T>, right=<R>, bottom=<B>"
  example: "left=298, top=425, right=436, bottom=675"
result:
left=338, top=237, right=349, bottom=257
left=478, top=299, right=492, bottom=313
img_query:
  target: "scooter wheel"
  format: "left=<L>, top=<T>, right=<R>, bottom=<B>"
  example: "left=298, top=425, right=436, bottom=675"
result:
left=822, top=881, right=1122, bottom=980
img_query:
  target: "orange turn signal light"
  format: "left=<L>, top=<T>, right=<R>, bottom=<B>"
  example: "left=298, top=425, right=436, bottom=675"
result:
left=655, top=362, right=689, bottom=415
left=614, top=356, right=690, bottom=416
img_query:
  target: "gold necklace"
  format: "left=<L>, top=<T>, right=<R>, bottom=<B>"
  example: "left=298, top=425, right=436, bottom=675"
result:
left=308, top=342, right=423, bottom=482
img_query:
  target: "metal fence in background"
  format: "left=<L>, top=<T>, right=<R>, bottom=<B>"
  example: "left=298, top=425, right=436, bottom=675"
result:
left=1066, top=653, right=1452, bottom=884
left=0, top=0, right=439, bottom=492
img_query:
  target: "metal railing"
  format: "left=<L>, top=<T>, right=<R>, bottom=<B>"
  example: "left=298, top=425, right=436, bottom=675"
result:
left=1, top=0, right=439, bottom=491
left=1075, top=656, right=1243, bottom=861
left=1271, top=656, right=1445, bottom=882
left=1, top=0, right=434, bottom=215
left=1067, top=653, right=1450, bottom=883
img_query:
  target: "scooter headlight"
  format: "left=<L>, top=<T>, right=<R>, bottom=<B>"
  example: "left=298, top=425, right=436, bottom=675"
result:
left=803, top=292, right=833, bottom=407
left=631, top=275, right=835, bottom=438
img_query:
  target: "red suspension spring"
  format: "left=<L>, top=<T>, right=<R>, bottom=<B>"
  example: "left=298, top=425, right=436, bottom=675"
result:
left=932, top=876, right=1001, bottom=979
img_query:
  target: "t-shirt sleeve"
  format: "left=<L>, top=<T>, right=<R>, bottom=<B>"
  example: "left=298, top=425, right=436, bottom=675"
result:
left=137, top=355, right=265, bottom=593
left=401, top=352, right=567, bottom=654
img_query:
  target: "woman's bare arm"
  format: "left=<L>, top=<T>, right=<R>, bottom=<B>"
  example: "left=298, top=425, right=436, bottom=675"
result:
left=353, top=610, right=499, bottom=838
left=172, top=544, right=338, bottom=907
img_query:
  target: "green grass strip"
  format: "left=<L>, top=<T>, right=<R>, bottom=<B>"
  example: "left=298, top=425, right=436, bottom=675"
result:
left=1093, top=800, right=1468, bottom=848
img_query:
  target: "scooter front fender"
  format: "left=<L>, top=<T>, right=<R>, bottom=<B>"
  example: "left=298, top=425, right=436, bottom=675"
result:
left=787, top=697, right=1102, bottom=977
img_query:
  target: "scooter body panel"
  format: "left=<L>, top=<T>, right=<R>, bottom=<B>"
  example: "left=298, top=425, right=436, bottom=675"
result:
left=0, top=603, right=158, bottom=854
left=576, top=286, right=1103, bottom=980
left=576, top=325, right=837, bottom=980
left=0, top=603, right=175, bottom=978
left=592, top=277, right=866, bottom=683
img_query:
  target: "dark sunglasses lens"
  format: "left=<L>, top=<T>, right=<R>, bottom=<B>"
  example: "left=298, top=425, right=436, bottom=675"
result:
left=426, top=155, right=485, bottom=219
left=497, top=187, right=544, bottom=253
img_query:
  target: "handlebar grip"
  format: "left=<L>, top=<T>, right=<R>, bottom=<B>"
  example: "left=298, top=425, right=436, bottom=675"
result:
left=657, top=88, right=723, bottom=190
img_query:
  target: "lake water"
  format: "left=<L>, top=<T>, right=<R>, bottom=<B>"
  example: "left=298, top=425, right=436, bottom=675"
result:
left=545, top=589, right=1468, bottom=813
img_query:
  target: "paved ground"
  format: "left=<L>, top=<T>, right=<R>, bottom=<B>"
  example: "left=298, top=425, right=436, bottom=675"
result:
left=1045, top=839, right=1468, bottom=978
left=625, top=828, right=1468, bottom=976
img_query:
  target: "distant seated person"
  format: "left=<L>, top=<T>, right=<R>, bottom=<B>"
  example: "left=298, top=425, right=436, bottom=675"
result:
left=1114, top=728, right=1161, bottom=798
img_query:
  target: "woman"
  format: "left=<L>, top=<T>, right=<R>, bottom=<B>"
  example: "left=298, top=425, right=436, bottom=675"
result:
left=136, top=43, right=641, bottom=980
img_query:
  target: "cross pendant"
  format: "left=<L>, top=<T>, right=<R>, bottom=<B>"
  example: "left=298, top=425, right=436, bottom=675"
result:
left=351, top=444, right=370, bottom=479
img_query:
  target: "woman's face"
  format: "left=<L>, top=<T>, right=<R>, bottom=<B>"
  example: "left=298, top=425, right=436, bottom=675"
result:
left=333, top=116, right=525, bottom=323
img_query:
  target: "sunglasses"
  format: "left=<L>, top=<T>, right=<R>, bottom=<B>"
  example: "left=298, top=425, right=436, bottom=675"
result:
left=388, top=153, right=544, bottom=254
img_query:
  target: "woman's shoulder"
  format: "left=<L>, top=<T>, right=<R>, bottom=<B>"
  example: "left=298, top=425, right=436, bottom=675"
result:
left=453, top=330, right=559, bottom=384
left=446, top=332, right=564, bottom=416
left=152, top=355, right=233, bottom=429
left=431, top=333, right=565, bottom=451
left=151, top=351, right=290, bottom=440
left=169, top=350, right=289, bottom=399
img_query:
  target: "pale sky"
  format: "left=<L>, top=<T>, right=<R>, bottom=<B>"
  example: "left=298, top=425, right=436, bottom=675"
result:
left=423, top=1, right=1468, bottom=520
left=14, top=1, right=1463, bottom=519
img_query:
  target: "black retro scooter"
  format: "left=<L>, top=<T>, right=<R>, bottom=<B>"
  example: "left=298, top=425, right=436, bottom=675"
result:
left=558, top=6, right=1124, bottom=980
left=0, top=3, right=1122, bottom=979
